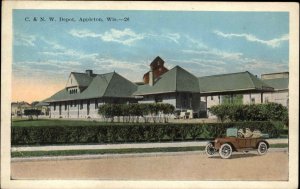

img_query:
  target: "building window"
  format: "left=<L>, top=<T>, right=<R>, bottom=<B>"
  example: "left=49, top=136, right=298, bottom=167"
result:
left=251, top=98, right=255, bottom=104
left=53, top=103, right=56, bottom=111
left=211, top=96, right=214, bottom=100
left=69, top=88, right=78, bottom=94
left=80, top=100, right=83, bottom=110
left=95, top=99, right=98, bottom=109
left=70, top=101, right=73, bottom=107
left=74, top=101, right=77, bottom=107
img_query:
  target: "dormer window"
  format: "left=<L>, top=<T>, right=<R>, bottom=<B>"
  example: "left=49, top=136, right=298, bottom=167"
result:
left=69, top=88, right=78, bottom=94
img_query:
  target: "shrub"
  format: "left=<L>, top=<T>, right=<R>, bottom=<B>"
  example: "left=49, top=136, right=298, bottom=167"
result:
left=24, top=109, right=42, bottom=120
left=209, top=103, right=288, bottom=126
left=98, top=103, right=175, bottom=123
left=11, top=121, right=280, bottom=145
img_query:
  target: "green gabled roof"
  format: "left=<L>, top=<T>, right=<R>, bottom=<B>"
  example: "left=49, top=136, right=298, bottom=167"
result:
left=45, top=72, right=136, bottom=102
left=198, top=71, right=273, bottom=93
left=77, top=72, right=114, bottom=99
left=134, top=66, right=199, bottom=95
left=44, top=88, right=70, bottom=102
left=262, top=78, right=288, bottom=90
left=103, top=72, right=137, bottom=97
left=35, top=101, right=50, bottom=107
left=72, top=72, right=94, bottom=87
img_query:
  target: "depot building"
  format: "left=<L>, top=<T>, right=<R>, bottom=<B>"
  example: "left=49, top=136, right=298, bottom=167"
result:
left=44, top=56, right=289, bottom=119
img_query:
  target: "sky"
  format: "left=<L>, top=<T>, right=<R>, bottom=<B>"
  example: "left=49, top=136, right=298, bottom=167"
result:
left=13, top=10, right=289, bottom=103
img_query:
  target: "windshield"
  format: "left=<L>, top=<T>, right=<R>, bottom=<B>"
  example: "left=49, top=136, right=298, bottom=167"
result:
left=226, top=128, right=237, bottom=137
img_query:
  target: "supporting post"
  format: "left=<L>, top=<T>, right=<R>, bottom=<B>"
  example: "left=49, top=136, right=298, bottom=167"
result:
left=205, top=96, right=208, bottom=118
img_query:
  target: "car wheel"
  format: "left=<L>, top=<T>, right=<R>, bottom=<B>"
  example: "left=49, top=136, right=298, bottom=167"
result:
left=219, top=143, right=232, bottom=159
left=205, top=143, right=216, bottom=156
left=257, top=141, right=268, bottom=155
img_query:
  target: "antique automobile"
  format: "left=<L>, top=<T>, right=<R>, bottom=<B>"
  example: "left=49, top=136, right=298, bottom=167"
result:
left=205, top=128, right=269, bottom=159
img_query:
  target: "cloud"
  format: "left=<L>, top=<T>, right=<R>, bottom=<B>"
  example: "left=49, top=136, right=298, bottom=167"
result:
left=70, top=28, right=183, bottom=46
left=164, top=33, right=181, bottom=44
left=91, top=57, right=148, bottom=81
left=239, top=58, right=288, bottom=72
left=40, top=49, right=98, bottom=60
left=14, top=33, right=36, bottom=47
left=180, top=34, right=288, bottom=76
left=101, top=28, right=145, bottom=45
left=182, top=49, right=243, bottom=61
left=39, top=38, right=99, bottom=60
left=184, top=35, right=207, bottom=49
left=167, top=58, right=226, bottom=76
left=35, top=37, right=147, bottom=81
left=213, top=30, right=289, bottom=48
left=14, top=60, right=81, bottom=71
left=69, top=28, right=145, bottom=46
left=40, top=37, right=65, bottom=50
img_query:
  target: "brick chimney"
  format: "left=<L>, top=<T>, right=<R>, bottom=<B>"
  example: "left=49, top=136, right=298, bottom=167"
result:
left=86, top=70, right=93, bottom=76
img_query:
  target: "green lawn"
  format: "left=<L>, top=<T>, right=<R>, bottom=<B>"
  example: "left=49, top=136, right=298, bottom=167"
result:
left=269, top=143, right=288, bottom=148
left=11, top=146, right=205, bottom=158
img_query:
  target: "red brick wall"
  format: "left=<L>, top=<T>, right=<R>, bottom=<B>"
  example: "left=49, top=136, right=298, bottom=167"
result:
left=143, top=66, right=168, bottom=84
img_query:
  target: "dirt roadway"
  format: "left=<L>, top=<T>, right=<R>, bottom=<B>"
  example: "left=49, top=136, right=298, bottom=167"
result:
left=11, top=151, right=288, bottom=181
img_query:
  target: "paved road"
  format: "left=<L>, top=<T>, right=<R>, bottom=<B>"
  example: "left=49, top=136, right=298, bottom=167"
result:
left=11, top=151, right=288, bottom=180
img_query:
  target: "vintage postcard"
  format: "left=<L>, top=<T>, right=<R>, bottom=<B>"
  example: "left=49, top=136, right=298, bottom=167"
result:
left=1, top=1, right=299, bottom=189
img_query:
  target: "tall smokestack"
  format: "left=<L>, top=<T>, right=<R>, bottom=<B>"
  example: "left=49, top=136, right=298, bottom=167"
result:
left=149, top=67, right=154, bottom=86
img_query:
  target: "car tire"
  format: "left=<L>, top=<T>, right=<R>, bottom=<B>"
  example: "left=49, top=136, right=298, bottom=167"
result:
left=205, top=142, right=216, bottom=156
left=257, top=141, right=268, bottom=155
left=219, top=143, right=232, bottom=159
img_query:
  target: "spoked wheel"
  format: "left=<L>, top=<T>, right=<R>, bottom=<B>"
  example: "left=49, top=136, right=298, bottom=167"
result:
left=257, top=141, right=268, bottom=155
left=219, top=143, right=232, bottom=159
left=205, top=143, right=216, bottom=157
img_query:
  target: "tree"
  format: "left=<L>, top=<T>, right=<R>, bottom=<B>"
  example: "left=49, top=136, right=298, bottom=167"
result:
left=208, top=103, right=288, bottom=126
left=24, top=109, right=42, bottom=120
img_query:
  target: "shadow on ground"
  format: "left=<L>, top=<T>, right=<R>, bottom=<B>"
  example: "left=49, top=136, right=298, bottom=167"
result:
left=209, top=153, right=259, bottom=159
